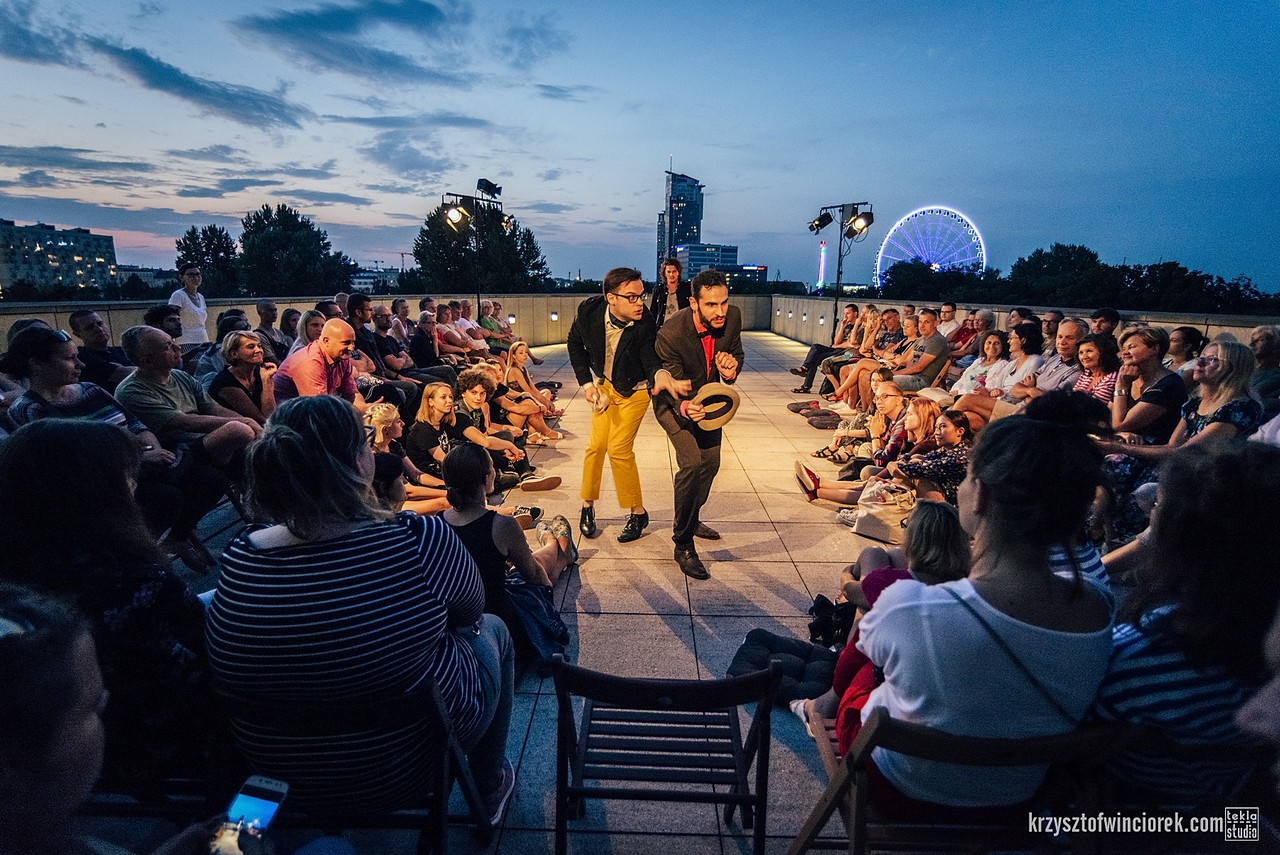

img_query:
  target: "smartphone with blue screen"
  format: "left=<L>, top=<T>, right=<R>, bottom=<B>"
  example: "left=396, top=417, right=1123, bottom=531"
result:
left=209, top=776, right=289, bottom=854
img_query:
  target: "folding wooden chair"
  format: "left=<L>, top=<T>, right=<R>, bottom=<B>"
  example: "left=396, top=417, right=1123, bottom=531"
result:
left=215, top=679, right=492, bottom=855
left=551, top=655, right=781, bottom=855
left=788, top=707, right=1129, bottom=855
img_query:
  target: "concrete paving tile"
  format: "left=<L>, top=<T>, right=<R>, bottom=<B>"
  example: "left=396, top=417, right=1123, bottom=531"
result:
left=774, top=524, right=866, bottom=565
left=694, top=525, right=789, bottom=563
left=688, top=561, right=812, bottom=618
left=792, top=562, right=852, bottom=602
left=692, top=615, right=814, bottom=681
left=569, top=613, right=699, bottom=679
left=700, top=492, right=770, bottom=523
left=563, top=558, right=692, bottom=616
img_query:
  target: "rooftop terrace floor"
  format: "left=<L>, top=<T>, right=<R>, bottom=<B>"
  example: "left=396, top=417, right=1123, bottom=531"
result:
left=87, top=331, right=882, bottom=854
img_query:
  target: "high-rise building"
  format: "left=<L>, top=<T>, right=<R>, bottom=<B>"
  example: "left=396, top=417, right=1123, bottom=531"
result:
left=0, top=219, right=118, bottom=294
left=657, top=171, right=704, bottom=277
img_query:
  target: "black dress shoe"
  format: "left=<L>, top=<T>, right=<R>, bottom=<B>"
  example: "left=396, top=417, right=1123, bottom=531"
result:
left=579, top=506, right=599, bottom=539
left=694, top=523, right=721, bottom=540
left=617, top=511, right=649, bottom=543
left=674, top=544, right=710, bottom=580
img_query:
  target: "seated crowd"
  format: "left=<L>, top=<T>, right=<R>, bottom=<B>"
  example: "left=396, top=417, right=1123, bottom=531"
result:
left=1, top=293, right=1279, bottom=852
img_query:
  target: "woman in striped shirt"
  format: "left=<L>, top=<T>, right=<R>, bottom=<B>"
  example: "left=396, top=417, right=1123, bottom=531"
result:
left=206, top=395, right=516, bottom=821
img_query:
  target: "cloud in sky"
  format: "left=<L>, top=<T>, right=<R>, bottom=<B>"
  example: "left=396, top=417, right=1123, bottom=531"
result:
left=532, top=83, right=596, bottom=102
left=357, top=132, right=456, bottom=183
left=523, top=201, right=577, bottom=214
left=539, top=169, right=566, bottom=182
left=0, top=0, right=84, bottom=67
left=0, top=169, right=59, bottom=189
left=176, top=178, right=285, bottom=198
left=234, top=0, right=472, bottom=86
left=285, top=188, right=373, bottom=207
left=0, top=145, right=154, bottom=173
left=492, top=11, right=569, bottom=71
left=323, top=111, right=492, bottom=131
left=85, top=39, right=315, bottom=130
left=164, top=145, right=248, bottom=164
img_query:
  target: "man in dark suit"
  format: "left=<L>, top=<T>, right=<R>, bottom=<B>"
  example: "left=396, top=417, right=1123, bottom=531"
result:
left=568, top=268, right=689, bottom=542
left=650, top=257, right=691, bottom=329
left=653, top=269, right=744, bottom=580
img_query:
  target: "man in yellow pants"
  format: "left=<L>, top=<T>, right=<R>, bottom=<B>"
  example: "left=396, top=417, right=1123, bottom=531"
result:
left=568, top=267, right=689, bottom=542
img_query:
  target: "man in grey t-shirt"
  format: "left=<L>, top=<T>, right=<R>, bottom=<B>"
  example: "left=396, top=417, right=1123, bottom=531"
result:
left=892, top=308, right=949, bottom=392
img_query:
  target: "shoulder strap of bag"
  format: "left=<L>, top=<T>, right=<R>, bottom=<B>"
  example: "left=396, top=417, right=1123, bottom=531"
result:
left=943, top=587, right=1079, bottom=725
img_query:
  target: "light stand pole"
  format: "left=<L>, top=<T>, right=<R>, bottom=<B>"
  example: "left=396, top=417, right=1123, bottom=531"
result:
left=807, top=202, right=874, bottom=329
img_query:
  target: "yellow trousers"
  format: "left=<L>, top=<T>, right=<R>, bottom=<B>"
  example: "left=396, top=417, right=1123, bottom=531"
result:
left=581, top=381, right=650, bottom=508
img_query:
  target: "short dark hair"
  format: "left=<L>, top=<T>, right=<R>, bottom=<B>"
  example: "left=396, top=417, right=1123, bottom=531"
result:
left=347, top=293, right=372, bottom=313
left=917, top=307, right=938, bottom=321
left=691, top=269, right=727, bottom=300
left=142, top=304, right=179, bottom=328
left=441, top=443, right=492, bottom=510
left=603, top=267, right=643, bottom=294
left=941, top=302, right=956, bottom=311
left=314, top=300, right=341, bottom=316
left=177, top=261, right=200, bottom=275
left=67, top=309, right=97, bottom=333
left=904, top=304, right=916, bottom=311
left=1090, top=306, right=1121, bottom=324
left=418, top=296, right=435, bottom=311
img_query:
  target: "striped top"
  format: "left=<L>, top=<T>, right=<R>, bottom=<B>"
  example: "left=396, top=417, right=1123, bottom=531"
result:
left=8, top=382, right=147, bottom=434
left=205, top=512, right=486, bottom=810
left=1091, top=605, right=1265, bottom=799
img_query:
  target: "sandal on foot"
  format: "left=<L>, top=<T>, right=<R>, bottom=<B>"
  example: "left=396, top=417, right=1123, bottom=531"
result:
left=811, top=447, right=836, bottom=459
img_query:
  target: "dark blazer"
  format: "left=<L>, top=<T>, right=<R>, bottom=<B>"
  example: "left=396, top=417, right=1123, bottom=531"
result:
left=566, top=295, right=662, bottom=397
left=652, top=305, right=744, bottom=435
left=650, top=280, right=692, bottom=329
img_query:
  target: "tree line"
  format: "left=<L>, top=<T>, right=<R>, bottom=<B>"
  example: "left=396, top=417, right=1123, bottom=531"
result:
left=876, top=243, right=1278, bottom=315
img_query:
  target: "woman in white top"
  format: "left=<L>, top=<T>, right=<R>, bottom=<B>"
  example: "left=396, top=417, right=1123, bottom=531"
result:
left=856, top=416, right=1113, bottom=816
left=168, top=263, right=209, bottom=345
left=949, top=330, right=1008, bottom=396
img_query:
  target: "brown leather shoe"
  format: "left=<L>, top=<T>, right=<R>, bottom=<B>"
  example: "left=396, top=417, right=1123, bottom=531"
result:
left=675, top=544, right=710, bottom=580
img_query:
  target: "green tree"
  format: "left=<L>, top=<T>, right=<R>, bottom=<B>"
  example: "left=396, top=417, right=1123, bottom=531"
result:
left=238, top=204, right=356, bottom=297
left=175, top=225, right=240, bottom=297
left=412, top=202, right=552, bottom=294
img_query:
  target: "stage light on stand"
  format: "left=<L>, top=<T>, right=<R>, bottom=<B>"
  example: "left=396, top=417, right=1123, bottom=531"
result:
left=808, top=212, right=834, bottom=234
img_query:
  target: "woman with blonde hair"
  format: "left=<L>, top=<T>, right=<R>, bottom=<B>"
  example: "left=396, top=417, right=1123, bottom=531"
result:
left=285, top=309, right=326, bottom=356
left=209, top=329, right=277, bottom=424
left=404, top=381, right=467, bottom=477
left=504, top=340, right=564, bottom=430
left=365, top=402, right=450, bottom=514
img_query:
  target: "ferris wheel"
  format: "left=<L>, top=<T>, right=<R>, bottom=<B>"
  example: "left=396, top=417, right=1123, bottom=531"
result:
left=874, top=206, right=986, bottom=287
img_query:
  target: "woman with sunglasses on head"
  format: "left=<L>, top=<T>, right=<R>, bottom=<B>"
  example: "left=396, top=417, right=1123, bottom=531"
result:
left=168, top=263, right=209, bottom=345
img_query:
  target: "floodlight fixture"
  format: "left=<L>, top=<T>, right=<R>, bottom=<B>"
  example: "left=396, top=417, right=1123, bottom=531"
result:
left=808, top=212, right=834, bottom=234
left=843, top=206, right=874, bottom=240
left=445, top=203, right=472, bottom=232
left=477, top=178, right=502, bottom=198
left=501, top=214, right=516, bottom=232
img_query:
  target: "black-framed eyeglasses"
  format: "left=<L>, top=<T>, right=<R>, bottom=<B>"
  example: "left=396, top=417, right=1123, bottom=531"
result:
left=609, top=291, right=647, bottom=304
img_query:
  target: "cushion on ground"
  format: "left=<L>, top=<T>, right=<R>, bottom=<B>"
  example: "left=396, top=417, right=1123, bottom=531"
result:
left=726, top=627, right=836, bottom=704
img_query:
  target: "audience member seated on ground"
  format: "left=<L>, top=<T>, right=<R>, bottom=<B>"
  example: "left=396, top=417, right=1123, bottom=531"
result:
left=477, top=299, right=514, bottom=356
left=485, top=357, right=554, bottom=443
left=952, top=322, right=1044, bottom=422
left=891, top=308, right=951, bottom=394
left=272, top=318, right=374, bottom=414
left=280, top=307, right=301, bottom=343
left=372, top=304, right=455, bottom=385
left=1237, top=602, right=1280, bottom=801
left=455, top=368, right=559, bottom=492
left=879, top=408, right=974, bottom=505
left=1071, top=332, right=1121, bottom=404
left=1110, top=326, right=1186, bottom=445
left=315, top=298, right=344, bottom=320
left=791, top=304, right=858, bottom=394
left=0, top=423, right=213, bottom=779
left=817, top=307, right=879, bottom=396
left=68, top=309, right=133, bottom=393
left=441, top=443, right=575, bottom=664
left=1164, top=325, right=1206, bottom=383
left=0, top=584, right=227, bottom=855
left=410, top=311, right=462, bottom=372
left=364, top=401, right=450, bottom=514
left=935, top=302, right=961, bottom=339
left=1, top=330, right=227, bottom=569
left=116, top=325, right=260, bottom=479
left=332, top=292, right=349, bottom=317
left=193, top=313, right=253, bottom=389
left=950, top=308, right=995, bottom=371
left=1253, top=410, right=1280, bottom=448
left=0, top=319, right=48, bottom=409
left=435, top=305, right=481, bottom=363
left=505, top=341, right=564, bottom=437
left=286, top=309, right=325, bottom=357
left=5, top=316, right=51, bottom=347
left=142, top=303, right=184, bottom=342
left=853, top=416, right=1113, bottom=818
left=835, top=312, right=916, bottom=409
left=389, top=297, right=414, bottom=347
left=808, top=370, right=898, bottom=463
left=209, top=330, right=277, bottom=425
left=346, top=294, right=422, bottom=424
left=1039, top=310, right=1064, bottom=358
left=405, top=381, right=469, bottom=479
left=797, top=501, right=971, bottom=751
left=1005, top=306, right=1037, bottom=329
left=949, top=329, right=1008, bottom=395
left=253, top=298, right=290, bottom=363
left=956, top=319, right=1084, bottom=426
left=205, top=395, right=518, bottom=820
left=1091, top=441, right=1280, bottom=801
left=1090, top=306, right=1121, bottom=344
left=1249, top=324, right=1280, bottom=418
